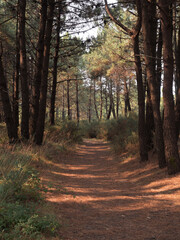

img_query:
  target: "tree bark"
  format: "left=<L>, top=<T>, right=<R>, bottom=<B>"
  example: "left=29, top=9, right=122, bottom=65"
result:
left=141, top=0, right=166, bottom=168
left=76, top=78, right=80, bottom=123
left=35, top=0, right=55, bottom=145
left=30, top=0, right=47, bottom=136
left=175, top=19, right=180, bottom=140
left=50, top=4, right=61, bottom=125
left=100, top=77, right=103, bottom=120
left=13, top=16, right=20, bottom=132
left=146, top=83, right=154, bottom=151
left=93, top=78, right=99, bottom=120
left=159, top=0, right=180, bottom=174
left=88, top=81, right=92, bottom=123
left=67, top=80, right=72, bottom=120
left=19, top=0, right=29, bottom=140
left=0, top=45, right=18, bottom=142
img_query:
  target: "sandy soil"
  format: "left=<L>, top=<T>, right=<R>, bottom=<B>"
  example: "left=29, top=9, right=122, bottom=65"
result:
left=41, top=139, right=180, bottom=240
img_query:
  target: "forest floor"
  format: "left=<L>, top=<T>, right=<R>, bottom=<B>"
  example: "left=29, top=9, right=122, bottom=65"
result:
left=40, top=139, right=180, bottom=240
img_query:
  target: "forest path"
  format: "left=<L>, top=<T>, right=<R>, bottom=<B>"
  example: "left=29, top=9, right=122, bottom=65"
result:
left=41, top=139, right=180, bottom=240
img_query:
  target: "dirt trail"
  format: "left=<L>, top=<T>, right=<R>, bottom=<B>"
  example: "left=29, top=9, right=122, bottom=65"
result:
left=41, top=139, right=180, bottom=240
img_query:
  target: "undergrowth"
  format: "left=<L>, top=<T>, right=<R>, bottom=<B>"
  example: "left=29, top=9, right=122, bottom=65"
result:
left=79, top=115, right=138, bottom=153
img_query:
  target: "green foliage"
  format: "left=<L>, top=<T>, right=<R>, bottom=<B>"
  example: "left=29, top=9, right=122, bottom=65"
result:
left=80, top=120, right=101, bottom=138
left=0, top=153, right=42, bottom=202
left=80, top=117, right=138, bottom=152
left=47, top=120, right=82, bottom=144
left=0, top=146, right=60, bottom=240
left=0, top=202, right=59, bottom=240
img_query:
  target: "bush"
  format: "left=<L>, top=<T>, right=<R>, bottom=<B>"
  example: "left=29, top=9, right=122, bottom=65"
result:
left=46, top=120, right=82, bottom=144
left=105, top=117, right=138, bottom=152
left=0, top=152, right=42, bottom=202
left=79, top=117, right=138, bottom=153
left=0, top=202, right=59, bottom=240
left=0, top=148, right=60, bottom=240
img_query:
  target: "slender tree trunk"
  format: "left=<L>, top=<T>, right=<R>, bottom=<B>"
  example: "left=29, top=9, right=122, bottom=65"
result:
left=19, top=0, right=29, bottom=139
left=50, top=4, right=61, bottom=125
left=88, top=81, right=92, bottom=123
left=62, top=83, right=65, bottom=120
left=116, top=82, right=120, bottom=118
left=67, top=80, right=71, bottom=120
left=30, top=0, right=47, bottom=136
left=124, top=78, right=131, bottom=116
left=35, top=0, right=55, bottom=145
left=132, top=35, right=148, bottom=162
left=76, top=78, right=80, bottom=123
left=100, top=77, right=103, bottom=120
left=93, top=78, right=99, bottom=119
left=0, top=45, right=18, bottom=142
left=141, top=0, right=166, bottom=168
left=159, top=0, right=180, bottom=174
left=156, top=22, right=163, bottom=106
left=13, top=17, right=20, bottom=132
left=175, top=20, right=180, bottom=140
left=146, top=83, right=154, bottom=150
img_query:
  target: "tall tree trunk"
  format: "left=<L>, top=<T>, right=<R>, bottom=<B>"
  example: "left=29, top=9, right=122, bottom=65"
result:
left=116, top=82, right=120, bottom=118
left=93, top=78, right=99, bottom=119
left=50, top=4, right=61, bottom=125
left=13, top=16, right=20, bottom=132
left=132, top=36, right=148, bottom=162
left=35, top=0, right=55, bottom=145
left=67, top=80, right=71, bottom=120
left=159, top=0, right=180, bottom=174
left=62, top=83, right=65, bottom=120
left=0, top=45, right=18, bottom=142
left=124, top=78, right=131, bottom=116
left=88, top=81, right=92, bottom=123
left=100, top=77, right=103, bottom=120
left=19, top=0, right=29, bottom=139
left=175, top=19, right=180, bottom=140
left=30, top=0, right=47, bottom=136
left=76, top=78, right=80, bottom=123
left=146, top=83, right=154, bottom=150
left=141, top=0, right=166, bottom=168
left=156, top=22, right=163, bottom=106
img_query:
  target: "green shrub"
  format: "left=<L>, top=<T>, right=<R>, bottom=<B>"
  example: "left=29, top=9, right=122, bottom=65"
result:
left=105, top=117, right=138, bottom=152
left=0, top=153, right=42, bottom=202
left=46, top=120, right=82, bottom=144
left=0, top=202, right=59, bottom=240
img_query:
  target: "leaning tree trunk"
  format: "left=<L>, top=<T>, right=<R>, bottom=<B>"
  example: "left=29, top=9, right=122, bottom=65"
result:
left=30, top=0, right=47, bottom=136
left=35, top=0, right=55, bottom=145
left=50, top=4, right=61, bottom=125
left=159, top=0, right=180, bottom=174
left=18, top=0, right=29, bottom=140
left=141, top=0, right=166, bottom=168
left=105, top=0, right=148, bottom=161
left=0, top=45, right=18, bottom=142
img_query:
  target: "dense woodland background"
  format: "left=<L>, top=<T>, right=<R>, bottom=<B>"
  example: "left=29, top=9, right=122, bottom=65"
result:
left=0, top=0, right=180, bottom=172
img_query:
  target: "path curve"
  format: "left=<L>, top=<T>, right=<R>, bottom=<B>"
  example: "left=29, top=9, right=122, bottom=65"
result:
left=42, top=139, right=180, bottom=240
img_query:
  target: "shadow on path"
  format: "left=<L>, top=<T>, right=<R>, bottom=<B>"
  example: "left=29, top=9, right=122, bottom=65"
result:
left=41, top=139, right=180, bottom=240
